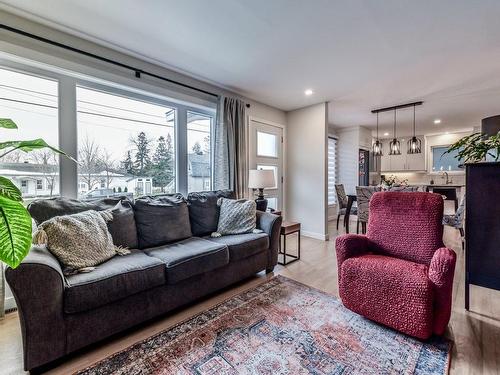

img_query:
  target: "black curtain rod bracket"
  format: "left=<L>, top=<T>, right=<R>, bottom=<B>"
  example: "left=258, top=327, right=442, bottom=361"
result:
left=0, top=23, right=219, bottom=99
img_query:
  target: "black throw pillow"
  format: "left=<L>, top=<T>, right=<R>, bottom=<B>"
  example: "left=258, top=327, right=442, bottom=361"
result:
left=134, top=194, right=192, bottom=249
left=186, top=190, right=235, bottom=236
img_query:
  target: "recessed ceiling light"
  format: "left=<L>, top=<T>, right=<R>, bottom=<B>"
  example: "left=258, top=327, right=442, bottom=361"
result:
left=304, top=89, right=313, bottom=96
left=383, top=132, right=389, bottom=136
left=434, top=119, right=441, bottom=124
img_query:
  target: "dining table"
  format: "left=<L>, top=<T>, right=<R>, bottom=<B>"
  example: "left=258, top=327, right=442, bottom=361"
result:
left=343, top=194, right=357, bottom=234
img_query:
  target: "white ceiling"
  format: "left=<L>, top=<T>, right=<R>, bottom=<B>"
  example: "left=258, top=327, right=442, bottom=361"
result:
left=2, top=0, right=500, bottom=135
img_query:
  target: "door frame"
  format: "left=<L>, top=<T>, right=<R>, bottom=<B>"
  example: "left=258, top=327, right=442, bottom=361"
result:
left=248, top=116, right=287, bottom=216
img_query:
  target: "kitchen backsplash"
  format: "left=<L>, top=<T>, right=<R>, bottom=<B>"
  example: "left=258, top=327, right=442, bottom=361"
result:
left=373, top=171, right=465, bottom=186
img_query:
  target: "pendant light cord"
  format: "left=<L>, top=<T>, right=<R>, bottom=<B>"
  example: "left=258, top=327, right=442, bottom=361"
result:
left=376, top=112, right=379, bottom=140
left=413, top=104, right=416, bottom=137
left=393, top=109, right=397, bottom=138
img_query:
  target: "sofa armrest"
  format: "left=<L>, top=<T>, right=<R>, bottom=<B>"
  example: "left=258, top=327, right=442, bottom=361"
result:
left=5, top=246, right=67, bottom=370
left=428, top=247, right=456, bottom=335
left=335, top=234, right=372, bottom=270
left=256, top=211, right=282, bottom=272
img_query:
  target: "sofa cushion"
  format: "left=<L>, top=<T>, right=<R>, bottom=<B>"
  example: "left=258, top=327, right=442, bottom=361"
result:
left=27, top=196, right=139, bottom=249
left=187, top=190, right=235, bottom=236
left=206, top=233, right=269, bottom=261
left=64, top=249, right=165, bottom=314
left=144, top=237, right=229, bottom=284
left=105, top=200, right=139, bottom=249
left=339, top=254, right=433, bottom=339
left=134, top=194, right=192, bottom=249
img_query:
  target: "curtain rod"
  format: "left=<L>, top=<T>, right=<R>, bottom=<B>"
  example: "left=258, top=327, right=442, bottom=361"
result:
left=0, top=23, right=221, bottom=99
left=371, top=101, right=423, bottom=113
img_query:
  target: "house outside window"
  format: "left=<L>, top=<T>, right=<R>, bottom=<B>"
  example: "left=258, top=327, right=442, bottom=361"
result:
left=36, top=179, right=43, bottom=190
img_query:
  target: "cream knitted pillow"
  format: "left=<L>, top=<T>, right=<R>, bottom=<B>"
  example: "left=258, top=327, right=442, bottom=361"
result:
left=33, top=210, right=129, bottom=275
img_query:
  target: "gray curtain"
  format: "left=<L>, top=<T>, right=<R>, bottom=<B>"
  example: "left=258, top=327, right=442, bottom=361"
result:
left=214, top=96, right=247, bottom=198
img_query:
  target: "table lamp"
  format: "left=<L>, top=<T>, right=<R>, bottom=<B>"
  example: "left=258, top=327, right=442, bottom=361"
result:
left=248, top=169, right=275, bottom=211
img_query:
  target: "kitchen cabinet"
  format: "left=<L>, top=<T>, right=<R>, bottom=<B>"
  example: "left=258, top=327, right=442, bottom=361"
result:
left=380, top=136, right=426, bottom=172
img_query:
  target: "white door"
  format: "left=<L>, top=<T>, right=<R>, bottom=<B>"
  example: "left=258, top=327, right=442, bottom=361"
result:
left=249, top=119, right=284, bottom=211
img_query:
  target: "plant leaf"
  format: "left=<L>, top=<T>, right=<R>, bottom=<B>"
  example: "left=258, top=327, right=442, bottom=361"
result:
left=0, top=139, right=77, bottom=162
left=0, top=118, right=18, bottom=129
left=0, top=195, right=32, bottom=268
left=0, top=176, right=22, bottom=201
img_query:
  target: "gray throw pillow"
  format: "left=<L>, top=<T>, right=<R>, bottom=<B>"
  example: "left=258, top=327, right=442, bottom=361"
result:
left=211, top=198, right=262, bottom=237
left=32, top=210, right=129, bottom=275
left=134, top=194, right=192, bottom=249
left=187, top=190, right=235, bottom=236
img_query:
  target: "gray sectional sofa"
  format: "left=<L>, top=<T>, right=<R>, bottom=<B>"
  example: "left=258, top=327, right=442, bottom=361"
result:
left=6, top=190, right=282, bottom=371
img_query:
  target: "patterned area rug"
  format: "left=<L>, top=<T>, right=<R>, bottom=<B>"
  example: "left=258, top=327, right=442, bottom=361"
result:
left=78, top=276, right=451, bottom=374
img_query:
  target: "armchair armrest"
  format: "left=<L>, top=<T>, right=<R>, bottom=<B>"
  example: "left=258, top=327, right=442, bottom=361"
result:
left=335, top=234, right=372, bottom=270
left=5, top=246, right=67, bottom=370
left=428, top=247, right=456, bottom=335
left=256, top=211, right=282, bottom=272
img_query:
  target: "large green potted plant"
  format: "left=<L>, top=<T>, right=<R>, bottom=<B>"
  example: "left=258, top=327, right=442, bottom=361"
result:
left=0, top=118, right=74, bottom=318
left=444, top=131, right=500, bottom=163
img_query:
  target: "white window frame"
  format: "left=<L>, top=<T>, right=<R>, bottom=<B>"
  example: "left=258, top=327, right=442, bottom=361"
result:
left=0, top=58, right=216, bottom=198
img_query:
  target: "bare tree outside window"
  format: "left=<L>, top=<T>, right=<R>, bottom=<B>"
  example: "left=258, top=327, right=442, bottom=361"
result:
left=79, top=136, right=101, bottom=191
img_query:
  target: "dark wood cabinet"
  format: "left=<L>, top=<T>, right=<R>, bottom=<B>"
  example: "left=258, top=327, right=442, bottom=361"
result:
left=465, top=162, right=500, bottom=309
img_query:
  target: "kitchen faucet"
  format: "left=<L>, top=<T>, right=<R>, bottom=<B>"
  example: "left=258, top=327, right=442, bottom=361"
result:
left=441, top=171, right=452, bottom=184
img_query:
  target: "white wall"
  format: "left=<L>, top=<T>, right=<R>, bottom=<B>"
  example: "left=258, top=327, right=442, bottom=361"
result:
left=285, top=103, right=328, bottom=240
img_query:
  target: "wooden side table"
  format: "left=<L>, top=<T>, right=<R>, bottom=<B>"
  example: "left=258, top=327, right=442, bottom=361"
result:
left=278, top=221, right=301, bottom=265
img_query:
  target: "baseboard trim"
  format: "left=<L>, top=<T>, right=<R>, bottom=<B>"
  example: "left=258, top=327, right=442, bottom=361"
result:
left=4, top=296, right=16, bottom=311
left=301, top=231, right=329, bottom=241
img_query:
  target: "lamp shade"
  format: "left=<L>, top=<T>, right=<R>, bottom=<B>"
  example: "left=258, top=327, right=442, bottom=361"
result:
left=248, top=169, right=275, bottom=189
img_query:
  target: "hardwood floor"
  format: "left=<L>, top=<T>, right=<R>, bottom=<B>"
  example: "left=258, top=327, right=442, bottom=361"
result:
left=1, top=217, right=499, bottom=374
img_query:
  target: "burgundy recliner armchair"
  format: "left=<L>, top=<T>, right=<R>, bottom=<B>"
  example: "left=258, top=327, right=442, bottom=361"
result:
left=335, top=192, right=456, bottom=339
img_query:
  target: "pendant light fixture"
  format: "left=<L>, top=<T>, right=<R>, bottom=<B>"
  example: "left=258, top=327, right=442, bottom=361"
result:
left=388, top=108, right=401, bottom=155
left=372, top=112, right=383, bottom=156
left=407, top=104, right=422, bottom=154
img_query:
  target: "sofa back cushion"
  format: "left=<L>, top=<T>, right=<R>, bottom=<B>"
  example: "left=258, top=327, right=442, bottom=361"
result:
left=134, top=194, right=192, bottom=249
left=27, top=196, right=138, bottom=249
left=187, top=190, right=235, bottom=236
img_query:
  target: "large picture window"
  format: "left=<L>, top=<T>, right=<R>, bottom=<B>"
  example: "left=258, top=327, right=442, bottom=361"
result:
left=76, top=86, right=176, bottom=200
left=0, top=68, right=59, bottom=203
left=187, top=111, right=212, bottom=193
left=0, top=61, right=216, bottom=200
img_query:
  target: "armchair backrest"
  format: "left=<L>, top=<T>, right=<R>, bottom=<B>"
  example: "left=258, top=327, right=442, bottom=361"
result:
left=367, top=192, right=444, bottom=265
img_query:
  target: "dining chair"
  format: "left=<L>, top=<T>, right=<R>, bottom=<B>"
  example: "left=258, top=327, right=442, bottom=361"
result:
left=442, top=196, right=465, bottom=250
left=355, top=186, right=382, bottom=234
left=335, top=184, right=357, bottom=230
